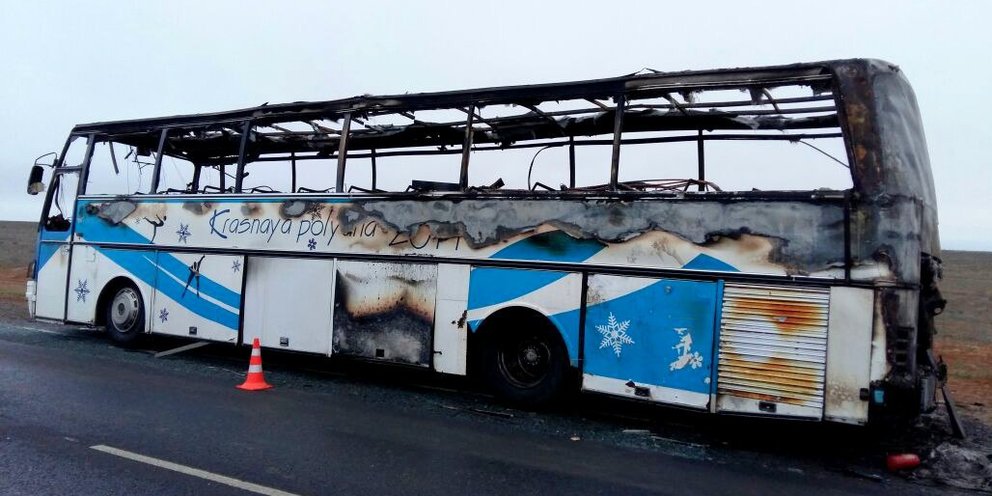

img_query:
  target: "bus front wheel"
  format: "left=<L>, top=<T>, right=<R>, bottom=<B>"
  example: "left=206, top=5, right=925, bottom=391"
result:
left=104, top=283, right=145, bottom=345
left=482, top=322, right=569, bottom=407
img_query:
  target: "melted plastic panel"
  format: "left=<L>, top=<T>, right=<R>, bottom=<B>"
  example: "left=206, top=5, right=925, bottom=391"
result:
left=332, top=261, right=437, bottom=366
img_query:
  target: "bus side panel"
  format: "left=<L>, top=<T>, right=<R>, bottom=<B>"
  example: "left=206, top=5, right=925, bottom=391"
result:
left=465, top=268, right=583, bottom=367
left=582, top=275, right=717, bottom=409
left=149, top=252, right=243, bottom=343
left=332, top=261, right=436, bottom=367
left=65, top=246, right=155, bottom=329
left=433, top=263, right=470, bottom=375
left=34, top=230, right=72, bottom=320
left=715, top=284, right=830, bottom=419
left=824, top=286, right=874, bottom=424
left=242, top=256, right=335, bottom=354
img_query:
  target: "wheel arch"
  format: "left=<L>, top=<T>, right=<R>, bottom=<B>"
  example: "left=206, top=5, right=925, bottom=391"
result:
left=470, top=305, right=575, bottom=371
left=94, top=276, right=142, bottom=327
left=471, top=303, right=581, bottom=367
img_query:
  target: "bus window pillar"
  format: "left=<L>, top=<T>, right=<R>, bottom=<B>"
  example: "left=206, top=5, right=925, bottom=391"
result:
left=459, top=105, right=476, bottom=190
left=697, top=129, right=705, bottom=192
left=235, top=121, right=251, bottom=193
left=335, top=113, right=352, bottom=193
left=568, top=136, right=576, bottom=189
left=609, top=95, right=626, bottom=191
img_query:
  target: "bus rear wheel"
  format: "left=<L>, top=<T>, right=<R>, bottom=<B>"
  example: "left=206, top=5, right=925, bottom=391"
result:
left=482, top=322, right=568, bottom=407
left=104, top=283, right=144, bottom=345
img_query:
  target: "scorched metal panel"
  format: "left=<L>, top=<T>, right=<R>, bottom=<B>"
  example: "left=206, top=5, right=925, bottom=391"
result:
left=716, top=283, right=830, bottom=418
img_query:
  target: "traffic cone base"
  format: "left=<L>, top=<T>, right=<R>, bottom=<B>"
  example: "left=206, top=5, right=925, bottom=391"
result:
left=237, top=337, right=272, bottom=391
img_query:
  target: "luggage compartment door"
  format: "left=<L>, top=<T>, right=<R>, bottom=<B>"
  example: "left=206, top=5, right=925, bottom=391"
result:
left=242, top=257, right=335, bottom=354
left=582, top=275, right=718, bottom=409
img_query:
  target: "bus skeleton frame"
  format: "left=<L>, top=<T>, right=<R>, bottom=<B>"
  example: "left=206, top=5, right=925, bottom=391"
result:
left=27, top=59, right=946, bottom=425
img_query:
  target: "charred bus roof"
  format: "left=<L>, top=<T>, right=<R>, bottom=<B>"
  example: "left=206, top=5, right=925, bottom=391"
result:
left=65, top=58, right=938, bottom=258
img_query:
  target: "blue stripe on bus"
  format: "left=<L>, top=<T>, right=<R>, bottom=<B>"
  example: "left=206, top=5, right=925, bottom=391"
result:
left=468, top=267, right=566, bottom=310
left=583, top=278, right=717, bottom=395
left=549, top=307, right=581, bottom=366
left=490, top=230, right=605, bottom=262
left=76, top=211, right=241, bottom=319
left=469, top=231, right=606, bottom=310
left=682, top=253, right=739, bottom=272
left=96, top=248, right=239, bottom=330
left=37, top=243, right=61, bottom=273
left=37, top=229, right=70, bottom=272
left=40, top=229, right=70, bottom=241
left=153, top=252, right=241, bottom=308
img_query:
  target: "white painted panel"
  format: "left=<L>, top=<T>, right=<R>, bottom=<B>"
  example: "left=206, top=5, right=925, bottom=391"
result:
left=35, top=243, right=70, bottom=320
left=66, top=247, right=155, bottom=331
left=151, top=252, right=243, bottom=343
left=66, top=245, right=101, bottom=324
left=433, top=263, right=469, bottom=375
left=243, top=257, right=334, bottom=354
left=716, top=394, right=822, bottom=418
left=582, top=374, right=710, bottom=408
left=824, top=286, right=874, bottom=425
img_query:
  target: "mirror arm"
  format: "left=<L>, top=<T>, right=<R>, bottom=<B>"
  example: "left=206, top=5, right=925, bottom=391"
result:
left=33, top=151, right=58, bottom=168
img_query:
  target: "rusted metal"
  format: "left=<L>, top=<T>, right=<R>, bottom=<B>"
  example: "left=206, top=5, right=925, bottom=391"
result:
left=718, top=284, right=830, bottom=409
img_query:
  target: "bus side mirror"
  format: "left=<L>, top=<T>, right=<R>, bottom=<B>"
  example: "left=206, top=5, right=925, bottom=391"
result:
left=27, top=165, right=45, bottom=195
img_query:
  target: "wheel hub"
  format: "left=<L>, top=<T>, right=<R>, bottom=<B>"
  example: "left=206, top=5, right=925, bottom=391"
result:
left=497, top=335, right=552, bottom=389
left=110, top=288, right=140, bottom=332
left=523, top=346, right=540, bottom=365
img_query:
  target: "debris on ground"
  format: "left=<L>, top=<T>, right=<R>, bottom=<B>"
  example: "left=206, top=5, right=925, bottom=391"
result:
left=918, top=441, right=992, bottom=492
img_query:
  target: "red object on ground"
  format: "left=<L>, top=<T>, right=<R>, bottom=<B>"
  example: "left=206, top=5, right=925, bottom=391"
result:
left=886, top=453, right=921, bottom=471
left=237, top=338, right=273, bottom=391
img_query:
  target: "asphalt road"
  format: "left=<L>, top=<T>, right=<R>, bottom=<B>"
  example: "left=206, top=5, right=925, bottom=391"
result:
left=0, top=323, right=955, bottom=495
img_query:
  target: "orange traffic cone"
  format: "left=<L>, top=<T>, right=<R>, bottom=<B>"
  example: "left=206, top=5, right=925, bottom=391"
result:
left=237, top=338, right=273, bottom=391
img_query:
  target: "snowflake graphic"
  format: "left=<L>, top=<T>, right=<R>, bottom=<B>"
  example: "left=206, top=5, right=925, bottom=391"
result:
left=159, top=308, right=169, bottom=323
left=231, top=260, right=242, bottom=272
left=307, top=238, right=317, bottom=250
left=73, top=279, right=90, bottom=303
left=176, top=223, right=191, bottom=244
left=596, top=312, right=635, bottom=357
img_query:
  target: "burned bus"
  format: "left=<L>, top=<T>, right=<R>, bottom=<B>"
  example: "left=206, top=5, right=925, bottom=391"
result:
left=26, top=58, right=944, bottom=424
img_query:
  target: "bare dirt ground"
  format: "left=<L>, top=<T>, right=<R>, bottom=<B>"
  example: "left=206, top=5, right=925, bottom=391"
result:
left=935, top=251, right=992, bottom=427
left=0, top=221, right=39, bottom=326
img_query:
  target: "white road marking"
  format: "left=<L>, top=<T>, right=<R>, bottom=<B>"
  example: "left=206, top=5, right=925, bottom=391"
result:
left=90, top=445, right=302, bottom=496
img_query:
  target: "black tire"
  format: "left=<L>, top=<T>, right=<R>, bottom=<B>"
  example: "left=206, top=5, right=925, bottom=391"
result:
left=104, top=283, right=145, bottom=345
left=481, top=321, right=569, bottom=407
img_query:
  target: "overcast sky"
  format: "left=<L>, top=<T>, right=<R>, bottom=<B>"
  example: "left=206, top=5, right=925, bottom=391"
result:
left=2, top=0, right=989, bottom=250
